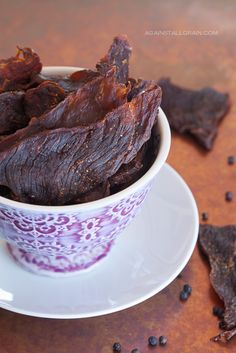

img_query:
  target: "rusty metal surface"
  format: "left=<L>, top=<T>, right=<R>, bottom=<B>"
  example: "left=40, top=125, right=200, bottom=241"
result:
left=0, top=0, right=236, bottom=352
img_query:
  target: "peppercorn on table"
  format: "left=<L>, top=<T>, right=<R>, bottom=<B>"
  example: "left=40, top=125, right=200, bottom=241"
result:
left=0, top=0, right=236, bottom=352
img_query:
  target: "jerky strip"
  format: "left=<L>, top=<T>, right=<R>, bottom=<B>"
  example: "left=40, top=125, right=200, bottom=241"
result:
left=199, top=224, right=236, bottom=342
left=0, top=91, right=27, bottom=134
left=0, top=47, right=42, bottom=92
left=127, top=78, right=157, bottom=101
left=73, top=181, right=110, bottom=204
left=24, top=81, right=66, bottom=118
left=0, top=84, right=161, bottom=205
left=96, top=35, right=132, bottom=84
left=158, top=78, right=230, bottom=150
left=35, top=69, right=101, bottom=93
left=109, top=144, right=146, bottom=190
left=0, top=69, right=130, bottom=152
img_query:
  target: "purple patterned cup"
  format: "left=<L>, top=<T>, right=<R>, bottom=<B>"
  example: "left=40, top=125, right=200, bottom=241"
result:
left=0, top=67, right=171, bottom=277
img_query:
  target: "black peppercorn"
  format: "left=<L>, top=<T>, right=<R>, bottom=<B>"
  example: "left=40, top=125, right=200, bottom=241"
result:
left=202, top=212, right=208, bottom=221
left=183, top=284, right=192, bottom=295
left=159, top=335, right=167, bottom=346
left=227, top=155, right=235, bottom=165
left=225, top=191, right=233, bottom=202
left=113, top=342, right=122, bottom=352
left=148, top=336, right=158, bottom=346
left=180, top=290, right=188, bottom=301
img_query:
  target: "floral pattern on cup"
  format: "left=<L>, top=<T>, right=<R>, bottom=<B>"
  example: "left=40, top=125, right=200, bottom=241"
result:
left=0, top=184, right=151, bottom=276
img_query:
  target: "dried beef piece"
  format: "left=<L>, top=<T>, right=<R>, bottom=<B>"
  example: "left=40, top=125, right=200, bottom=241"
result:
left=109, top=143, right=147, bottom=191
left=96, top=35, right=132, bottom=84
left=24, top=81, right=66, bottom=118
left=127, top=78, right=156, bottom=101
left=0, top=47, right=42, bottom=93
left=69, top=69, right=100, bottom=82
left=110, top=125, right=160, bottom=192
left=199, top=224, right=236, bottom=342
left=73, top=181, right=110, bottom=204
left=0, top=84, right=161, bottom=205
left=28, top=69, right=130, bottom=130
left=0, top=70, right=131, bottom=154
left=0, top=91, right=28, bottom=134
left=158, top=78, right=230, bottom=150
left=35, top=69, right=101, bottom=93
left=121, top=85, right=160, bottom=164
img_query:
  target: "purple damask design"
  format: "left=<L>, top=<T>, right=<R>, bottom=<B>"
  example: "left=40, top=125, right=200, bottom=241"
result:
left=0, top=184, right=151, bottom=276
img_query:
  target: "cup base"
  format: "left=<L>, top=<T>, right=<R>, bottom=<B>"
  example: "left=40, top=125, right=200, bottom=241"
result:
left=7, top=242, right=113, bottom=277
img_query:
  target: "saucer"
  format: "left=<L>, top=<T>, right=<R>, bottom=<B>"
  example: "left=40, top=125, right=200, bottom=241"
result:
left=0, top=163, right=199, bottom=319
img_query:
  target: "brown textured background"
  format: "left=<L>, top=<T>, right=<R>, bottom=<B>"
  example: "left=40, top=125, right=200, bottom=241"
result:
left=0, top=0, right=236, bottom=352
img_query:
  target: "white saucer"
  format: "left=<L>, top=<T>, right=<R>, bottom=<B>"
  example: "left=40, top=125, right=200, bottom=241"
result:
left=0, top=164, right=198, bottom=319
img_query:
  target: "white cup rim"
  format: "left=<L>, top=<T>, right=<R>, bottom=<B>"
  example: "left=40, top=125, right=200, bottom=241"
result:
left=0, top=66, right=171, bottom=213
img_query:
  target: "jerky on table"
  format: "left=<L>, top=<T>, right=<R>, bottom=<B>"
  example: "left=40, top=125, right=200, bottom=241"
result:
left=24, top=81, right=66, bottom=118
left=0, top=47, right=42, bottom=93
left=199, top=224, right=236, bottom=342
left=96, top=35, right=132, bottom=84
left=0, top=91, right=28, bottom=135
left=0, top=78, right=161, bottom=205
left=158, top=78, right=230, bottom=150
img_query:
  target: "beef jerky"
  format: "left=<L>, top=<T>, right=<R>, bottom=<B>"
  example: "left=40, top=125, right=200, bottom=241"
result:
left=0, top=47, right=42, bottom=92
left=0, top=91, right=28, bottom=134
left=109, top=144, right=147, bottom=191
left=199, top=224, right=236, bottom=342
left=110, top=125, right=160, bottom=192
left=35, top=69, right=101, bottom=93
left=127, top=78, right=156, bottom=101
left=158, top=78, right=230, bottom=150
left=0, top=82, right=161, bottom=205
left=26, top=69, right=129, bottom=132
left=96, top=35, right=132, bottom=84
left=0, top=70, right=131, bottom=153
left=73, top=181, right=110, bottom=204
left=24, top=81, right=66, bottom=118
